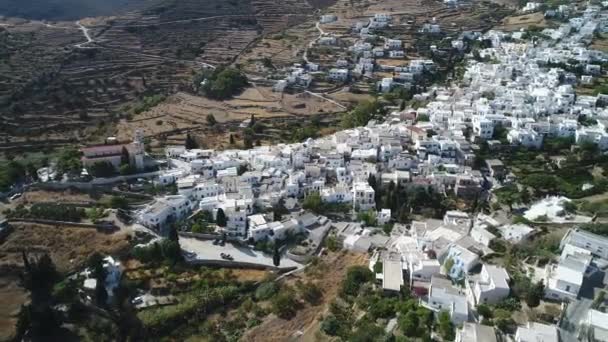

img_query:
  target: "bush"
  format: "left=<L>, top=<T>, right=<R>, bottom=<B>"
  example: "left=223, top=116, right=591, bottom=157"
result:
left=88, top=161, right=116, bottom=178
left=303, top=192, right=324, bottom=214
left=299, top=282, right=323, bottom=305
left=320, top=314, right=340, bottom=336
left=0, top=161, right=26, bottom=192
left=109, top=196, right=129, bottom=209
left=255, top=282, right=279, bottom=301
left=271, top=289, right=298, bottom=319
left=477, top=304, right=493, bottom=318
left=27, top=203, right=85, bottom=222
left=342, top=266, right=373, bottom=296
left=438, top=311, right=455, bottom=341
left=197, top=67, right=248, bottom=100
left=341, top=100, right=385, bottom=128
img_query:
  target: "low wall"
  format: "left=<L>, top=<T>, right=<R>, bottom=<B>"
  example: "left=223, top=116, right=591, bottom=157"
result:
left=178, top=231, right=221, bottom=240
left=8, top=218, right=117, bottom=232
left=187, top=258, right=297, bottom=272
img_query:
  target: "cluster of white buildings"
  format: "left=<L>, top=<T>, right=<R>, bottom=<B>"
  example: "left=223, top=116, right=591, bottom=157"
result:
left=272, top=12, right=438, bottom=93
left=412, top=6, right=608, bottom=152
left=132, top=3, right=608, bottom=341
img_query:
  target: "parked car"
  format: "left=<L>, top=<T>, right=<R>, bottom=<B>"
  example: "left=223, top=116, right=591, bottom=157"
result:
left=9, top=193, right=22, bottom=201
left=213, top=239, right=219, bottom=245
left=132, top=296, right=144, bottom=305
left=219, top=240, right=225, bottom=246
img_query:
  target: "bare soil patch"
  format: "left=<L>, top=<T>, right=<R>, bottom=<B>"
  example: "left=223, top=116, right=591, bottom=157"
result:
left=0, top=275, right=28, bottom=342
left=494, top=12, right=548, bottom=31
left=0, top=223, right=130, bottom=273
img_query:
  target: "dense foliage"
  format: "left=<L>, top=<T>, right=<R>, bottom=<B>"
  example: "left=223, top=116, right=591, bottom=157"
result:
left=194, top=67, right=248, bottom=100
left=341, top=100, right=385, bottom=128
left=0, top=160, right=26, bottom=192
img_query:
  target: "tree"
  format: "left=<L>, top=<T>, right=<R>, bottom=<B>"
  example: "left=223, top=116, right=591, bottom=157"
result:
left=271, top=289, right=298, bottom=318
left=342, top=266, right=373, bottom=296
left=109, top=196, right=129, bottom=210
left=120, top=163, right=135, bottom=175
left=185, top=134, right=198, bottom=149
left=367, top=173, right=377, bottom=190
left=399, top=311, right=419, bottom=336
left=477, top=304, right=493, bottom=319
left=272, top=198, right=289, bottom=221
left=88, top=252, right=106, bottom=280
left=243, top=128, right=254, bottom=149
left=21, top=252, right=58, bottom=302
left=443, top=257, right=455, bottom=276
left=303, top=192, right=324, bottom=214
left=438, top=311, right=455, bottom=341
left=526, top=281, right=545, bottom=308
left=198, top=67, right=248, bottom=100
left=216, top=208, right=227, bottom=227
left=255, top=282, right=279, bottom=301
left=299, top=282, right=323, bottom=304
left=89, top=161, right=116, bottom=178
left=341, top=100, right=384, bottom=128
left=95, top=280, right=108, bottom=306
left=120, top=146, right=130, bottom=166
left=168, top=224, right=179, bottom=243
left=320, top=314, right=340, bottom=335
left=18, top=253, right=62, bottom=339
left=273, top=245, right=281, bottom=267
left=206, top=114, right=217, bottom=126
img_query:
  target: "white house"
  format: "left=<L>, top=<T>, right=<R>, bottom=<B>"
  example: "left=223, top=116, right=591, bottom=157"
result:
left=507, top=128, right=543, bottom=149
left=583, top=309, right=608, bottom=342
left=320, top=14, right=337, bottom=24
left=498, top=224, right=534, bottom=243
left=515, top=322, right=559, bottom=342
left=560, top=228, right=608, bottom=259
left=139, top=195, right=192, bottom=231
left=385, top=39, right=402, bottom=50
left=425, top=275, right=469, bottom=324
left=441, top=244, right=480, bottom=280
left=456, top=323, right=498, bottom=342
left=329, top=68, right=349, bottom=82
left=352, top=181, right=376, bottom=211
left=545, top=244, right=592, bottom=301
left=466, top=265, right=510, bottom=306
left=377, top=209, right=391, bottom=225
left=472, top=117, right=494, bottom=139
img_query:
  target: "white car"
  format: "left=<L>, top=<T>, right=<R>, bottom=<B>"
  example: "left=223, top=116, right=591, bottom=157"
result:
left=9, top=193, right=22, bottom=201
left=131, top=296, right=144, bottom=305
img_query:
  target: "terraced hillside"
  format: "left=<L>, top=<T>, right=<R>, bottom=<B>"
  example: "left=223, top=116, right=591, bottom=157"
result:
left=0, top=0, right=336, bottom=149
left=0, top=0, right=160, bottom=21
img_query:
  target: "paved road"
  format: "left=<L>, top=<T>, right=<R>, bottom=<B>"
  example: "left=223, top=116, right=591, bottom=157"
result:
left=180, top=237, right=302, bottom=269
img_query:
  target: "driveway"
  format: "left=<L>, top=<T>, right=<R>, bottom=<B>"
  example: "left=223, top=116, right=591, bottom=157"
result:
left=179, top=237, right=302, bottom=269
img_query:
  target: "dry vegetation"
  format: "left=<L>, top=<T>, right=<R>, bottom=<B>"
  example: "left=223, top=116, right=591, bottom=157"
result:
left=242, top=251, right=368, bottom=342
left=0, top=223, right=129, bottom=273
left=0, top=222, right=129, bottom=340
left=0, top=0, right=335, bottom=151
left=494, top=12, right=549, bottom=31
left=115, top=88, right=346, bottom=148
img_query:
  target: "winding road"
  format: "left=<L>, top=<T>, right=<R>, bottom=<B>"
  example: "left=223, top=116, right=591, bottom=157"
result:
left=71, top=20, right=216, bottom=69
left=74, top=20, right=93, bottom=48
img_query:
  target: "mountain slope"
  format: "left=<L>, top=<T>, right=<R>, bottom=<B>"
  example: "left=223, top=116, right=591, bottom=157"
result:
left=0, top=0, right=161, bottom=21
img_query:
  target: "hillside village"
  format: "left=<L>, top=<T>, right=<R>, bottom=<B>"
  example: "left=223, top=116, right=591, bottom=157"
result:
left=7, top=0, right=608, bottom=341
